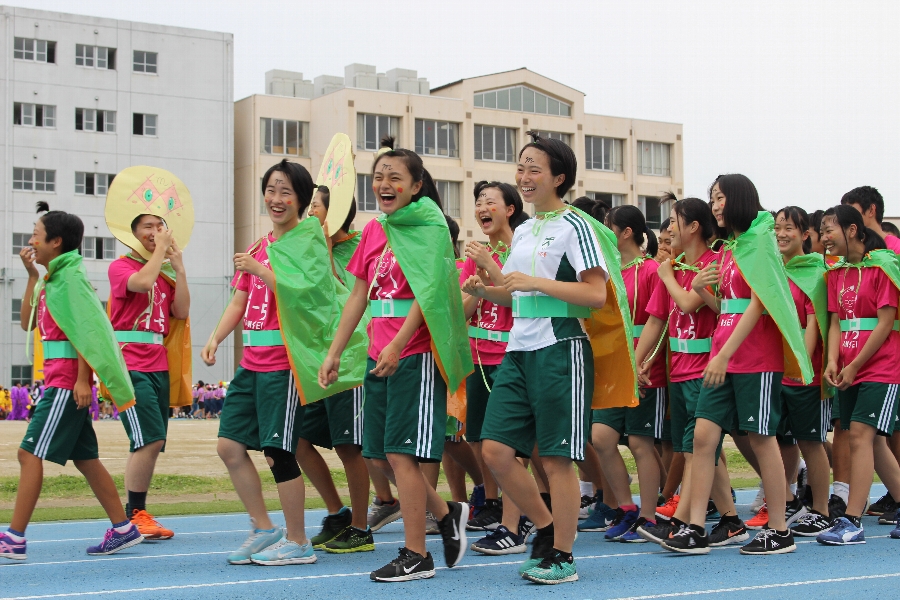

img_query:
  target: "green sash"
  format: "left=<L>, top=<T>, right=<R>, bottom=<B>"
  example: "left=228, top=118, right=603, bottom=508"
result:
left=331, top=231, right=361, bottom=288
left=784, top=253, right=832, bottom=397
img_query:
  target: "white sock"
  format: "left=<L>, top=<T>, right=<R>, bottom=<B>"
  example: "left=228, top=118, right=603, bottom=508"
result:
left=114, top=523, right=134, bottom=534
left=5, top=530, right=25, bottom=543
left=789, top=483, right=798, bottom=495
left=798, top=459, right=807, bottom=473
left=579, top=481, right=593, bottom=497
left=833, top=481, right=850, bottom=504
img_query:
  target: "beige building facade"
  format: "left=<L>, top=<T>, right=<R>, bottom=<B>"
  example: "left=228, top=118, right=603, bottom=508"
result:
left=234, top=66, right=683, bottom=254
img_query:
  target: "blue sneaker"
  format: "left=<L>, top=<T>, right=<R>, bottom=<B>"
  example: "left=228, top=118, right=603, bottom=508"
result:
left=619, top=517, right=652, bottom=543
left=578, top=502, right=617, bottom=532
left=0, top=532, right=27, bottom=560
left=816, top=517, right=865, bottom=545
left=227, top=522, right=284, bottom=565
left=250, top=538, right=317, bottom=565
left=468, top=484, right=486, bottom=518
left=889, top=508, right=900, bottom=539
left=470, top=525, right=526, bottom=555
left=605, top=508, right=639, bottom=540
left=86, top=524, right=144, bottom=555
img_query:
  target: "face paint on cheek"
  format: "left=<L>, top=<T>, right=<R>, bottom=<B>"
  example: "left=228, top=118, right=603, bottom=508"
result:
left=396, top=187, right=403, bottom=194
left=286, top=200, right=293, bottom=205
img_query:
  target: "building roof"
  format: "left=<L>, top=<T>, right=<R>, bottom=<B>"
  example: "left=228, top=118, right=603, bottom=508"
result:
left=431, top=67, right=585, bottom=95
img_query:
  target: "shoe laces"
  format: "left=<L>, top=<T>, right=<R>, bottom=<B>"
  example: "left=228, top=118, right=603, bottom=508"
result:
left=131, top=510, right=161, bottom=528
left=662, top=496, right=679, bottom=509
left=100, top=529, right=115, bottom=544
left=391, top=547, right=416, bottom=565
left=752, top=528, right=776, bottom=542
left=239, top=529, right=272, bottom=549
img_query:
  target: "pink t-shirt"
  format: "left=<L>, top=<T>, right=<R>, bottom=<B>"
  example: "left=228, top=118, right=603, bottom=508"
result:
left=346, top=219, right=432, bottom=360
left=460, top=254, right=511, bottom=366
left=108, top=256, right=172, bottom=373
left=233, top=233, right=290, bottom=372
left=624, top=259, right=666, bottom=388
left=646, top=249, right=719, bottom=382
left=38, top=290, right=79, bottom=390
left=784, top=279, right=823, bottom=387
left=827, top=266, right=900, bottom=384
left=711, top=250, right=784, bottom=373
left=884, top=235, right=900, bottom=254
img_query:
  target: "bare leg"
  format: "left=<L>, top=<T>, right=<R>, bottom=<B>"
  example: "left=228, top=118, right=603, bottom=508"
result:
left=217, top=438, right=272, bottom=530
left=891, top=432, right=900, bottom=466
left=483, top=441, right=551, bottom=532
left=747, top=433, right=787, bottom=530
left=846, top=422, right=876, bottom=517
left=798, top=440, right=831, bottom=515
left=124, top=439, right=165, bottom=494
left=387, top=453, right=449, bottom=556
left=471, top=441, right=500, bottom=500
left=334, top=444, right=371, bottom=530
left=673, top=452, right=693, bottom=522
left=873, top=435, right=900, bottom=500
left=661, top=440, right=674, bottom=472
left=540, top=456, right=580, bottom=552
left=592, top=423, right=632, bottom=507
left=731, top=432, right=762, bottom=476
left=442, top=449, right=467, bottom=502
left=628, top=435, right=661, bottom=521
left=662, top=452, right=685, bottom=499
left=832, top=423, right=851, bottom=485
left=74, top=459, right=127, bottom=524
left=10, top=449, right=44, bottom=533
left=710, top=458, right=737, bottom=517
left=295, top=438, right=342, bottom=513
left=780, top=443, right=801, bottom=498
left=420, top=461, right=440, bottom=490
left=688, top=419, right=721, bottom=526
left=530, top=450, right=550, bottom=493
left=366, top=458, right=395, bottom=502
left=578, top=442, right=604, bottom=492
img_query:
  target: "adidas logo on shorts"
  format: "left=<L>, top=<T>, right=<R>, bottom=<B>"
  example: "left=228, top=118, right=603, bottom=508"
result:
left=561, top=439, right=568, bottom=445
left=869, top=413, right=876, bottom=418
left=405, top=439, right=412, bottom=444
left=273, top=433, right=280, bottom=438
left=27, top=437, right=33, bottom=442
left=645, top=423, right=651, bottom=428
left=344, top=430, right=350, bottom=435
left=748, top=416, right=755, bottom=422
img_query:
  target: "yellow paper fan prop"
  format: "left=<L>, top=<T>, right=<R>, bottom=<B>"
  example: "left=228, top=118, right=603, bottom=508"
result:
left=316, top=134, right=356, bottom=236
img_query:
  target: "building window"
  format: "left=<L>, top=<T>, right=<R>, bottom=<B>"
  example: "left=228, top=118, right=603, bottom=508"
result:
left=532, top=131, right=572, bottom=147
left=260, top=118, right=308, bottom=156
left=586, top=192, right=625, bottom=208
left=637, top=142, right=671, bottom=176
left=638, top=196, right=666, bottom=230
left=11, top=365, right=33, bottom=386
left=356, top=174, right=378, bottom=212
left=474, top=125, right=516, bottom=163
left=12, top=233, right=30, bottom=254
left=12, top=299, right=22, bottom=321
left=474, top=85, right=571, bottom=117
left=13, top=168, right=55, bottom=192
left=75, top=108, right=116, bottom=133
left=415, top=119, right=459, bottom=158
left=585, top=136, right=624, bottom=172
left=357, top=114, right=398, bottom=151
left=133, top=113, right=157, bottom=136
left=133, top=50, right=157, bottom=73
left=436, top=181, right=461, bottom=218
left=75, top=172, right=115, bottom=196
left=75, top=44, right=116, bottom=69
left=14, top=38, right=55, bottom=63
left=81, top=236, right=116, bottom=260
left=14, top=103, right=55, bottom=128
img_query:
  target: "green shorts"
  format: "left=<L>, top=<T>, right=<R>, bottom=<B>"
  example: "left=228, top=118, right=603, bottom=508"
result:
left=482, top=339, right=593, bottom=460
left=838, top=382, right=899, bottom=436
left=695, top=372, right=783, bottom=437
left=20, top=387, right=98, bottom=466
left=670, top=379, right=702, bottom=453
left=779, top=385, right=832, bottom=443
left=465, top=364, right=500, bottom=442
left=120, top=371, right=170, bottom=452
left=218, top=368, right=302, bottom=452
left=297, top=387, right=364, bottom=449
left=362, top=352, right=447, bottom=462
left=591, top=387, right=667, bottom=439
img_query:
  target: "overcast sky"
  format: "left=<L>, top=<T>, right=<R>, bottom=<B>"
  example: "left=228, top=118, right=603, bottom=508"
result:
left=13, top=0, right=900, bottom=215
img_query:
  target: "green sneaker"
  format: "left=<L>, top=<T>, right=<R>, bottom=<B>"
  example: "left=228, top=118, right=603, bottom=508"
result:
left=517, top=527, right=554, bottom=576
left=310, top=507, right=352, bottom=549
left=522, top=553, right=578, bottom=584
left=324, top=526, right=375, bottom=553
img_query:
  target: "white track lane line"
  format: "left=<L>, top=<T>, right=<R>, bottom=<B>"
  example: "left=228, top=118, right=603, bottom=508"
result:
left=30, top=530, right=250, bottom=544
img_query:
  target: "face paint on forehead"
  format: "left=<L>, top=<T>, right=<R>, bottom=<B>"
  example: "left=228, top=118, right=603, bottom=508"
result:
left=525, top=157, right=534, bottom=163
left=381, top=163, right=393, bottom=171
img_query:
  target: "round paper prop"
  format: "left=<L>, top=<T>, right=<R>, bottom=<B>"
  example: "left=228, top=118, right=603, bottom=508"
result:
left=105, top=166, right=194, bottom=260
left=316, top=133, right=357, bottom=235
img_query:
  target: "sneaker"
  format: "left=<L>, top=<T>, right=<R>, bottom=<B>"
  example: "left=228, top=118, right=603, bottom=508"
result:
left=662, top=524, right=710, bottom=555
left=0, top=532, right=27, bottom=560
left=827, top=494, right=847, bottom=521
left=323, top=526, right=375, bottom=553
left=656, top=495, right=679, bottom=520
left=878, top=507, right=900, bottom=526
left=468, top=484, right=486, bottom=518
left=708, top=518, right=749, bottom=546
left=470, top=525, right=526, bottom=555
left=579, top=502, right=617, bottom=532
left=129, top=509, right=173, bottom=540
left=740, top=528, right=796, bottom=555
left=817, top=517, right=865, bottom=545
left=518, top=515, right=537, bottom=541
left=605, top=508, right=639, bottom=540
left=437, top=501, right=468, bottom=568
left=522, top=551, right=578, bottom=584
left=250, top=538, right=317, bottom=565
left=706, top=499, right=720, bottom=521
left=746, top=504, right=769, bottom=530
left=785, top=498, right=809, bottom=527
left=466, top=499, right=502, bottom=531
left=311, top=507, right=353, bottom=549
left=370, top=547, right=435, bottom=582
left=636, top=519, right=678, bottom=545
left=425, top=511, right=440, bottom=535
left=367, top=497, right=402, bottom=532
left=518, top=527, right=555, bottom=576
left=619, top=517, right=652, bottom=543
left=86, top=524, right=144, bottom=555
left=657, top=494, right=667, bottom=507
left=750, top=482, right=766, bottom=513
left=890, top=509, right=900, bottom=539
left=791, top=511, right=831, bottom=536
left=801, top=484, right=814, bottom=509
left=867, top=492, right=897, bottom=516
left=578, top=495, right=594, bottom=520
left=227, top=522, right=284, bottom=565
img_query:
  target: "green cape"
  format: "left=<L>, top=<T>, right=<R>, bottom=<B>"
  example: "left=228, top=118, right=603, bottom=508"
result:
left=331, top=231, right=361, bottom=288
left=784, top=254, right=832, bottom=398
left=378, top=199, right=473, bottom=391
left=731, top=212, right=814, bottom=384
left=829, top=249, right=900, bottom=310
left=267, top=219, right=369, bottom=404
left=44, top=250, right=135, bottom=410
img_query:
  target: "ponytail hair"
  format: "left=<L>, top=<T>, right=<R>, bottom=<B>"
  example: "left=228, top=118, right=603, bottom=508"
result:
left=35, top=202, right=84, bottom=253
left=373, top=134, right=442, bottom=210
left=775, top=205, right=812, bottom=254
left=570, top=196, right=610, bottom=224
left=823, top=204, right=886, bottom=256
left=674, top=197, right=716, bottom=243
left=606, top=204, right=658, bottom=257
left=474, top=181, right=526, bottom=230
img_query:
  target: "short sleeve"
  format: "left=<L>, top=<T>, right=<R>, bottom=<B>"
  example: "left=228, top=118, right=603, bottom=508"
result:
left=108, top=259, right=134, bottom=299
left=347, top=221, right=375, bottom=281
left=646, top=277, right=669, bottom=321
left=562, top=214, right=608, bottom=281
left=803, top=294, right=815, bottom=316
left=875, top=269, right=899, bottom=310
left=459, top=258, right=476, bottom=286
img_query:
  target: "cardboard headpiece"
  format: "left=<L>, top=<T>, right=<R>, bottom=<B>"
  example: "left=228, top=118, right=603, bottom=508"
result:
left=105, top=166, right=194, bottom=260
left=316, top=133, right=356, bottom=235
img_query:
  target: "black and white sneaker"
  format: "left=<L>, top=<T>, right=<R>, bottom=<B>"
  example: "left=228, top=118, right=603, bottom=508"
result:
left=466, top=499, right=502, bottom=531
left=662, top=524, right=710, bottom=554
left=370, top=547, right=435, bottom=582
left=437, top=501, right=468, bottom=568
left=785, top=497, right=809, bottom=527
left=739, top=528, right=796, bottom=555
left=867, top=492, right=897, bottom=516
left=708, top=518, right=749, bottom=546
left=828, top=494, right=847, bottom=521
left=470, top=525, right=526, bottom=555
left=518, top=515, right=537, bottom=542
left=790, top=511, right=831, bottom=536
left=636, top=518, right=678, bottom=545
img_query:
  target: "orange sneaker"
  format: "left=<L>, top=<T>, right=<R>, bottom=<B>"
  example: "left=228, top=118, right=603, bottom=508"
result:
left=746, top=503, right=768, bottom=530
left=656, top=495, right=680, bottom=520
left=130, top=509, right=174, bottom=539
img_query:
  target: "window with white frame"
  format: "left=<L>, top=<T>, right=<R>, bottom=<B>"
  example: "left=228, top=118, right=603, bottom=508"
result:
left=75, top=108, right=116, bottom=132
left=474, top=85, right=571, bottom=117
left=586, top=192, right=625, bottom=207
left=133, top=113, right=157, bottom=136
left=415, top=119, right=459, bottom=158
left=75, top=44, right=116, bottom=69
left=638, top=196, right=666, bottom=230
left=474, top=125, right=516, bottom=163
left=436, top=180, right=461, bottom=218
left=532, top=130, right=572, bottom=146
left=13, top=168, right=55, bottom=192
left=585, top=136, right=624, bottom=172
left=260, top=118, right=308, bottom=156
left=14, top=103, right=55, bottom=128
left=133, top=50, right=157, bottom=73
left=80, top=236, right=116, bottom=260
left=75, top=172, right=115, bottom=196
left=12, top=299, right=22, bottom=321
left=14, top=38, right=55, bottom=63
left=11, top=365, right=32, bottom=386
left=637, top=142, right=671, bottom=176
left=12, top=233, right=30, bottom=254
left=356, top=174, right=378, bottom=212
left=357, top=114, right=398, bottom=151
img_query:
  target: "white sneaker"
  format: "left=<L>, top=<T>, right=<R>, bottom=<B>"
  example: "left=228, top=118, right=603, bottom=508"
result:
left=751, top=482, right=766, bottom=513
